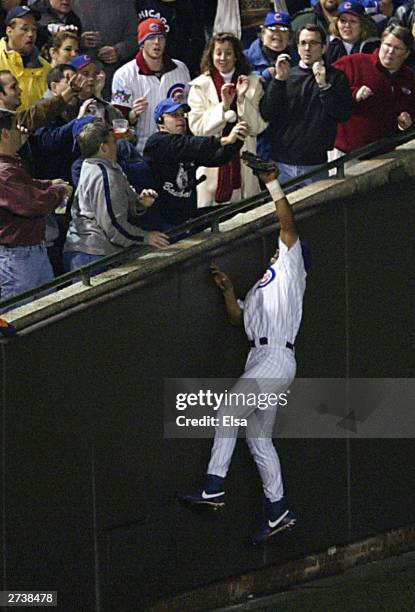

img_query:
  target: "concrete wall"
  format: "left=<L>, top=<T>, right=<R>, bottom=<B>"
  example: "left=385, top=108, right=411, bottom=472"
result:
left=0, top=175, right=414, bottom=611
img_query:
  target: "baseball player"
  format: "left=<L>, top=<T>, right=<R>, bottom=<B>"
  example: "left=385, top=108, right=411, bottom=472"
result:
left=177, top=153, right=310, bottom=545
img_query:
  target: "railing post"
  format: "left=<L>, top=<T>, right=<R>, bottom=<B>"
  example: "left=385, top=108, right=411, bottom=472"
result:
left=81, top=271, right=92, bottom=287
left=210, top=219, right=220, bottom=233
left=336, top=162, right=345, bottom=179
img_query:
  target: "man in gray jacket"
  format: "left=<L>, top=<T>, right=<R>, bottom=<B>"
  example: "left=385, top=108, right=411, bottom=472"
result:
left=63, top=119, right=169, bottom=271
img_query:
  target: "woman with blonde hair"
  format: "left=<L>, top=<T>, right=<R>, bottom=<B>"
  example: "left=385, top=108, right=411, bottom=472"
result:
left=188, top=32, right=267, bottom=207
left=326, top=1, right=380, bottom=65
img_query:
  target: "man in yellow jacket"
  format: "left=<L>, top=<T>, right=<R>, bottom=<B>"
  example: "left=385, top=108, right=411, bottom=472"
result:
left=0, top=5, right=50, bottom=110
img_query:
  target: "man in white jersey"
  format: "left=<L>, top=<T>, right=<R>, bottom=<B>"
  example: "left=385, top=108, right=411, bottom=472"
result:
left=177, top=155, right=310, bottom=545
left=111, top=17, right=190, bottom=154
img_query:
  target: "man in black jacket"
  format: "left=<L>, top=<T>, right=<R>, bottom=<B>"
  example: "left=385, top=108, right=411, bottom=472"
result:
left=259, top=23, right=352, bottom=189
left=143, top=97, right=249, bottom=228
left=291, top=0, right=341, bottom=39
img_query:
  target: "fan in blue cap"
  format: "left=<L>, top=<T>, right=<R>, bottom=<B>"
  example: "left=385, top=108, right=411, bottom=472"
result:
left=154, top=97, right=190, bottom=125
left=325, top=0, right=380, bottom=65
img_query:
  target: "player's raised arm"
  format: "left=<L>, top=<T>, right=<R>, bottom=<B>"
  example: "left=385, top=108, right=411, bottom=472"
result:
left=242, top=153, right=298, bottom=248
left=210, top=264, right=243, bottom=326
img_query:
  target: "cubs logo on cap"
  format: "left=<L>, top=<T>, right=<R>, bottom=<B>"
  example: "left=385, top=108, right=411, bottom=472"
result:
left=337, top=1, right=365, bottom=17
left=154, top=97, right=190, bottom=123
left=70, top=54, right=95, bottom=71
left=137, top=17, right=166, bottom=45
left=263, top=11, right=291, bottom=28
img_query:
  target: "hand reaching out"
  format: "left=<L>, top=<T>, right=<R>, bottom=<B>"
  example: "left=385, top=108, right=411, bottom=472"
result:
left=52, top=179, right=73, bottom=199
left=210, top=263, right=233, bottom=291
left=147, top=231, right=170, bottom=248
left=225, top=121, right=249, bottom=144
left=77, top=98, right=97, bottom=118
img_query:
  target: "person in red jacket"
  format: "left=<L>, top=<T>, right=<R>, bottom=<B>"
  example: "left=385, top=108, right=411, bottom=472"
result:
left=0, top=110, right=71, bottom=309
left=333, top=25, right=415, bottom=154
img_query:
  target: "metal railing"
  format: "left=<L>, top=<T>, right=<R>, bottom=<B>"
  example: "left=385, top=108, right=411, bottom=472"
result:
left=1, top=126, right=415, bottom=313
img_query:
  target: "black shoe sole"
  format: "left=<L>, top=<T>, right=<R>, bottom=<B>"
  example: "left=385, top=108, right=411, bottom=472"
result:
left=176, top=496, right=225, bottom=510
left=251, top=518, right=296, bottom=546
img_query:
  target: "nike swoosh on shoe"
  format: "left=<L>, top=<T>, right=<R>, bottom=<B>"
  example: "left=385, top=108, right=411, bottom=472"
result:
left=201, top=490, right=224, bottom=499
left=268, top=509, right=290, bottom=528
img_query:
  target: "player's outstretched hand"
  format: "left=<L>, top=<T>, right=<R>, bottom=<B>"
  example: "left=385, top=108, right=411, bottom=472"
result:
left=210, top=263, right=233, bottom=292
left=258, top=168, right=280, bottom=184
left=241, top=151, right=280, bottom=180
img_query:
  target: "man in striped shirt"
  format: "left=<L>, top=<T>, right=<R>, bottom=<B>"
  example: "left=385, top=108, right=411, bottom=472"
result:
left=111, top=17, right=190, bottom=154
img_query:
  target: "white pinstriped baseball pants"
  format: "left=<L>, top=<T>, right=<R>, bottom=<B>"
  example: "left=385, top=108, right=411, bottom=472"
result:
left=207, top=347, right=296, bottom=502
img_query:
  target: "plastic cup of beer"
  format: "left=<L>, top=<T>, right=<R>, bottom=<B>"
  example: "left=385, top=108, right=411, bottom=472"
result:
left=112, top=119, right=129, bottom=140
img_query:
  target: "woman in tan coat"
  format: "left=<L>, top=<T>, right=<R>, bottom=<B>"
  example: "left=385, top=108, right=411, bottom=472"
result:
left=188, top=32, right=268, bottom=208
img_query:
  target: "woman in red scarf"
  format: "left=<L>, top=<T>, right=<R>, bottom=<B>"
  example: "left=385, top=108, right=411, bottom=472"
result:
left=188, top=32, right=267, bottom=207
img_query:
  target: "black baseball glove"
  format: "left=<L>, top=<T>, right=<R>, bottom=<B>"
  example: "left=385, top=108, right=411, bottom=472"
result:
left=241, top=151, right=280, bottom=178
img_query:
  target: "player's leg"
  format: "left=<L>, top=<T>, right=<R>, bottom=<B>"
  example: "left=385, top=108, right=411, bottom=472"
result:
left=176, top=375, right=263, bottom=508
left=246, top=415, right=296, bottom=544
left=245, top=351, right=297, bottom=543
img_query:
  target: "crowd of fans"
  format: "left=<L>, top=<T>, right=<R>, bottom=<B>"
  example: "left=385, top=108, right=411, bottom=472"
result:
left=1, top=0, right=415, bottom=311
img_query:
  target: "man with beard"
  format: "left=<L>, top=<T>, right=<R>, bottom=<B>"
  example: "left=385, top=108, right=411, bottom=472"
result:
left=291, top=0, right=342, bottom=39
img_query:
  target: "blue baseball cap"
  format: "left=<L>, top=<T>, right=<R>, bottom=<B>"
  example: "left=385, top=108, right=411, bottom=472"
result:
left=70, top=54, right=95, bottom=71
left=72, top=115, right=97, bottom=151
left=263, top=11, right=291, bottom=29
left=337, top=1, right=365, bottom=17
left=154, top=97, right=190, bottom=123
left=4, top=5, right=39, bottom=27
left=72, top=115, right=97, bottom=140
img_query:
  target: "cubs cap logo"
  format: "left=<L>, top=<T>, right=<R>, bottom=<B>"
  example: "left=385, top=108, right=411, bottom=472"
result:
left=149, top=22, right=160, bottom=32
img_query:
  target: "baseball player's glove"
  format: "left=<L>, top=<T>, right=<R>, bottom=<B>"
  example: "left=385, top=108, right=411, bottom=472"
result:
left=241, top=151, right=280, bottom=178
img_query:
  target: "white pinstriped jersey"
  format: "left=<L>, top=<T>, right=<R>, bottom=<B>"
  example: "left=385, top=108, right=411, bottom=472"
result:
left=111, top=58, right=191, bottom=154
left=238, top=238, right=306, bottom=345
